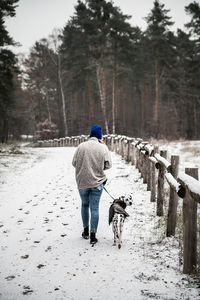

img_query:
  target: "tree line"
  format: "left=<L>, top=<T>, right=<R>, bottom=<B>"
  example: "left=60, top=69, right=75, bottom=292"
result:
left=1, top=0, right=200, bottom=141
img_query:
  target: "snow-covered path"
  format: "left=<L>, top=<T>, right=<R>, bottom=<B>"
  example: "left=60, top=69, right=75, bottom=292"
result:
left=0, top=147, right=199, bottom=300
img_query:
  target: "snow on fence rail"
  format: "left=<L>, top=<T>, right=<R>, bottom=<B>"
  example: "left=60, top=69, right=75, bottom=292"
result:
left=37, top=134, right=200, bottom=275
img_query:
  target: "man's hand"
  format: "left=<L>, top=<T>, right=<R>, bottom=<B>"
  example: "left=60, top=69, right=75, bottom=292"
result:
left=98, top=139, right=105, bottom=144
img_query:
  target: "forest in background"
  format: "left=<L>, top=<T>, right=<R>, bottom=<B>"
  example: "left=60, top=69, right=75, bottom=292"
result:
left=1, top=0, right=200, bottom=142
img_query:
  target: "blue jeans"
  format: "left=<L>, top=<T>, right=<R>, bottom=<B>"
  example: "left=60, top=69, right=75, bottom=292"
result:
left=79, top=184, right=103, bottom=233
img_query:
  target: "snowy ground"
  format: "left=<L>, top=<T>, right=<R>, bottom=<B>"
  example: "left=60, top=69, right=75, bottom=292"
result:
left=152, top=140, right=200, bottom=177
left=0, top=145, right=199, bottom=300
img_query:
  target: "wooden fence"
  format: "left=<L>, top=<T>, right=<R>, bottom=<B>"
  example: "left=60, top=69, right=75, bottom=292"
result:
left=37, top=135, right=200, bottom=275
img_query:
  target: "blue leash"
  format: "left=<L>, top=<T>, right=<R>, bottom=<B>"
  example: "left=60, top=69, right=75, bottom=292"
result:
left=103, top=186, right=115, bottom=201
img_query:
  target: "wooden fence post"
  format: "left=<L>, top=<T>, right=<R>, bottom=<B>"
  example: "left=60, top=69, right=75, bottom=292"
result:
left=114, top=136, right=118, bottom=153
left=110, top=135, right=114, bottom=151
left=150, top=146, right=159, bottom=202
left=121, top=138, right=126, bottom=159
left=143, top=153, right=148, bottom=184
left=126, top=139, right=132, bottom=162
left=150, top=159, right=156, bottom=202
left=183, top=168, right=198, bottom=274
left=107, top=136, right=111, bottom=150
left=116, top=136, right=121, bottom=154
left=138, top=150, right=142, bottom=174
left=103, top=135, right=107, bottom=145
left=119, top=137, right=123, bottom=156
left=157, top=150, right=167, bottom=217
left=130, top=142, right=135, bottom=165
left=166, top=155, right=179, bottom=237
left=136, top=147, right=139, bottom=170
left=147, top=155, right=151, bottom=191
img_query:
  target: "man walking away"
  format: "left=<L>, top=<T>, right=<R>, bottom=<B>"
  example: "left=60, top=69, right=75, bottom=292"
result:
left=72, top=125, right=112, bottom=245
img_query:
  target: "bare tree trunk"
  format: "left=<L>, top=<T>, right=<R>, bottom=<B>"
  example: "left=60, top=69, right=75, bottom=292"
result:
left=112, top=71, right=115, bottom=134
left=69, top=91, right=73, bottom=135
left=179, top=70, right=185, bottom=137
left=82, top=90, right=87, bottom=131
left=141, top=79, right=146, bottom=136
left=46, top=30, right=68, bottom=136
left=112, top=59, right=118, bottom=134
left=193, top=98, right=197, bottom=138
left=154, top=60, right=160, bottom=122
left=96, top=64, right=109, bottom=134
left=1, top=113, right=8, bottom=143
left=58, top=55, right=68, bottom=136
left=87, top=72, right=94, bottom=123
left=46, top=93, right=52, bottom=123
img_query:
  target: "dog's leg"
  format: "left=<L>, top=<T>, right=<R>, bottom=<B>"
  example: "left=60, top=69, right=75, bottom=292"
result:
left=112, top=214, right=118, bottom=246
left=118, top=214, right=125, bottom=249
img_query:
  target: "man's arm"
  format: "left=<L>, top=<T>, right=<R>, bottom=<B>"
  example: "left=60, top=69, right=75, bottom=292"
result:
left=72, top=147, right=79, bottom=167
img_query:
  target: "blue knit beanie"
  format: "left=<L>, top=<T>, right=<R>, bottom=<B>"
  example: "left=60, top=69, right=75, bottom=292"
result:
left=89, top=125, right=102, bottom=140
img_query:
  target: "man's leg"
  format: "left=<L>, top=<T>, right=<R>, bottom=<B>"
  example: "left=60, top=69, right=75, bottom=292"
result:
left=79, top=188, right=90, bottom=237
left=89, top=184, right=103, bottom=237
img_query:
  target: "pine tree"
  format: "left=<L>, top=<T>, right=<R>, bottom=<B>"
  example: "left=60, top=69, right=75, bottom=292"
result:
left=0, top=0, right=19, bottom=142
left=185, top=1, right=200, bottom=37
left=23, top=41, right=61, bottom=136
left=145, top=0, right=174, bottom=133
left=60, top=0, right=136, bottom=134
left=184, top=1, right=200, bottom=138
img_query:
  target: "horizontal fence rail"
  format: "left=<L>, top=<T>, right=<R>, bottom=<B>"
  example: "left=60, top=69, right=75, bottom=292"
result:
left=37, top=134, right=200, bottom=275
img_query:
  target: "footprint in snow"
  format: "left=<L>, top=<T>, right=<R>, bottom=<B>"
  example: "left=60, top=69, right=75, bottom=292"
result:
left=5, top=275, right=15, bottom=281
left=21, top=255, right=29, bottom=259
left=23, top=286, right=33, bottom=295
left=61, top=234, right=67, bottom=237
left=17, top=220, right=24, bottom=225
left=116, top=174, right=129, bottom=178
left=45, top=246, right=52, bottom=252
left=37, top=264, right=45, bottom=269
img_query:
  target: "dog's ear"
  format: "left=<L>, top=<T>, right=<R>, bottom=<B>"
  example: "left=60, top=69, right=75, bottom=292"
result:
left=114, top=198, right=121, bottom=203
left=114, top=199, right=126, bottom=207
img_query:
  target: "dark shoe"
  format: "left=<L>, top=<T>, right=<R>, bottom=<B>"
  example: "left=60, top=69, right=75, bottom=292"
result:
left=82, top=226, right=89, bottom=239
left=90, top=232, right=98, bottom=245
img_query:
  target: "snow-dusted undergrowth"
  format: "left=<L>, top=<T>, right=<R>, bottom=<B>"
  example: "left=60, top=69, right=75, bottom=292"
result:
left=0, top=146, right=199, bottom=300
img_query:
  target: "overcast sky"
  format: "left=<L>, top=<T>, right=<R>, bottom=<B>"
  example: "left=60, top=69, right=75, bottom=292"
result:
left=5, top=0, right=192, bottom=54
